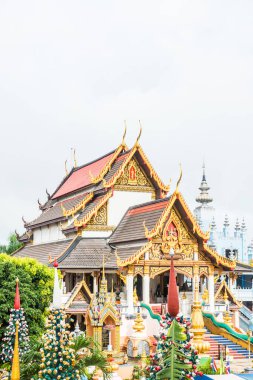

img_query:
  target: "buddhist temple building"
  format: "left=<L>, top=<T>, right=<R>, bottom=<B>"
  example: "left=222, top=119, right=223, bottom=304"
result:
left=13, top=130, right=253, bottom=350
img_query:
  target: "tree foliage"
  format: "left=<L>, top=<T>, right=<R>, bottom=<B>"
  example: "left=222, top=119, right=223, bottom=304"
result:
left=20, top=321, right=109, bottom=380
left=0, top=307, right=30, bottom=363
left=0, top=233, right=23, bottom=255
left=0, top=254, right=54, bottom=340
left=147, top=314, right=201, bottom=380
left=37, top=308, right=80, bottom=380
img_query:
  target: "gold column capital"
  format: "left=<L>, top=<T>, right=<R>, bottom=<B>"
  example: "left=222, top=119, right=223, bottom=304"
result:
left=143, top=266, right=149, bottom=276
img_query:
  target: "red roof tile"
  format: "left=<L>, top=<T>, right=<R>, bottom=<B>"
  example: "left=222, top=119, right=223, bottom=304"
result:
left=127, top=200, right=167, bottom=216
left=53, top=152, right=115, bottom=199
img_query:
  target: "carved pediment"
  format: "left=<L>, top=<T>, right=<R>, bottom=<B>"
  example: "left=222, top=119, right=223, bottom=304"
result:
left=88, top=202, right=107, bottom=226
left=115, top=158, right=154, bottom=190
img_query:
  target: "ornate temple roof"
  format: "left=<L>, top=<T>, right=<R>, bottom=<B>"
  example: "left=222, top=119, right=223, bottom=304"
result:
left=109, top=197, right=168, bottom=244
left=22, top=137, right=169, bottom=235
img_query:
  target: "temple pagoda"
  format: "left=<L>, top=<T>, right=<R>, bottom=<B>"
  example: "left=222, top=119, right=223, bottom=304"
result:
left=14, top=130, right=245, bottom=350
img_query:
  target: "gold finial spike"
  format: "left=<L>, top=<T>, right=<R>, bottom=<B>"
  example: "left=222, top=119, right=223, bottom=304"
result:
left=175, top=163, right=183, bottom=194
left=71, top=148, right=77, bottom=168
left=137, top=121, right=142, bottom=143
left=11, top=321, right=20, bottom=380
left=65, top=160, right=69, bottom=176
left=122, top=122, right=127, bottom=147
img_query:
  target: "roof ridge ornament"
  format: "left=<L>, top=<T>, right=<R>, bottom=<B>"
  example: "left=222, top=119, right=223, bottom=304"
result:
left=122, top=122, right=127, bottom=148
left=71, top=148, right=77, bottom=168
left=46, top=189, right=51, bottom=200
left=175, top=163, right=182, bottom=194
left=65, top=160, right=69, bottom=176
left=134, top=121, right=142, bottom=147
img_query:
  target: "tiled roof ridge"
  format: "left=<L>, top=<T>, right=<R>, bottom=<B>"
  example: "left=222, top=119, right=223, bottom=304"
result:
left=127, top=196, right=170, bottom=212
left=74, top=189, right=113, bottom=228
left=102, top=147, right=136, bottom=188
left=61, top=192, right=94, bottom=217
left=51, top=235, right=82, bottom=264
left=89, top=146, right=129, bottom=184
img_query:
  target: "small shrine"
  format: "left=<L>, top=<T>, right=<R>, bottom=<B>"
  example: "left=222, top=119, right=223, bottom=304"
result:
left=86, top=260, right=121, bottom=352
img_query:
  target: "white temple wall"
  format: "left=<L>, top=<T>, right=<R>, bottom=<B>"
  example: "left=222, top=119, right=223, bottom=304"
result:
left=108, top=191, right=152, bottom=227
left=33, top=223, right=65, bottom=244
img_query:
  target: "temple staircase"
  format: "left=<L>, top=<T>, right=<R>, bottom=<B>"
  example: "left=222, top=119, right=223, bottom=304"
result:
left=205, top=328, right=249, bottom=359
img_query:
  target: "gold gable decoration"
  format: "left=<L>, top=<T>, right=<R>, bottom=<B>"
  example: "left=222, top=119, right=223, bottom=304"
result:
left=61, top=192, right=94, bottom=217
left=74, top=189, right=113, bottom=228
left=88, top=202, right=107, bottom=226
left=115, top=157, right=154, bottom=191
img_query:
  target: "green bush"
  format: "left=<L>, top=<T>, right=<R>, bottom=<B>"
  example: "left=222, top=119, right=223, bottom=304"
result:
left=197, top=357, right=216, bottom=375
left=0, top=254, right=54, bottom=339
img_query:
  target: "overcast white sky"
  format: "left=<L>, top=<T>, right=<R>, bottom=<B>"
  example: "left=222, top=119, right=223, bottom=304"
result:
left=1, top=1, right=253, bottom=244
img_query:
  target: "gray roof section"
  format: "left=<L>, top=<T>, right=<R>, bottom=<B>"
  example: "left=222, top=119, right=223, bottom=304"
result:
left=58, top=238, right=116, bottom=269
left=14, top=239, right=72, bottom=265
left=109, top=198, right=169, bottom=244
left=27, top=192, right=88, bottom=228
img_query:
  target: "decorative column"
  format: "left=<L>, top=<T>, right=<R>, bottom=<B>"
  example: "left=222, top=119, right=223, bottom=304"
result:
left=114, top=325, right=121, bottom=352
left=126, top=267, right=134, bottom=314
left=92, top=272, right=98, bottom=294
left=190, top=264, right=210, bottom=353
left=208, top=268, right=215, bottom=312
left=143, top=266, right=150, bottom=304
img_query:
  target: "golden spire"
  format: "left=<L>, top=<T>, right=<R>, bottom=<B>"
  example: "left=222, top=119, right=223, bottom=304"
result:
left=175, top=163, right=182, bottom=194
left=122, top=122, right=127, bottom=147
left=71, top=148, right=77, bottom=168
left=11, top=321, right=20, bottom=380
left=134, top=121, right=142, bottom=147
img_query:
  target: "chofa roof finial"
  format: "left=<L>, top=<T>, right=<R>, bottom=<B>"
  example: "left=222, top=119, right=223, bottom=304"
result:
left=122, top=122, right=127, bottom=147
left=175, top=163, right=183, bottom=194
left=71, top=148, right=77, bottom=168
left=46, top=189, right=51, bottom=200
left=65, top=160, right=69, bottom=176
